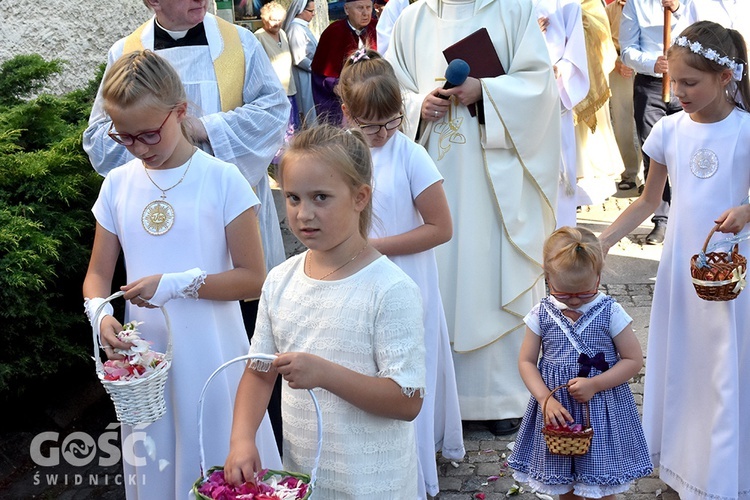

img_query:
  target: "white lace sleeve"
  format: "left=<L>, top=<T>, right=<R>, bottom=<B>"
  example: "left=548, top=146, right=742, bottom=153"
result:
left=247, top=279, right=279, bottom=370
left=373, top=279, right=426, bottom=398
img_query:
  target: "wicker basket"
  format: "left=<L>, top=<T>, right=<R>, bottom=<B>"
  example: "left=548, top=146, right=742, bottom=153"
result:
left=192, top=354, right=321, bottom=500
left=91, top=291, right=172, bottom=425
left=690, top=224, right=747, bottom=301
left=541, top=385, right=593, bottom=456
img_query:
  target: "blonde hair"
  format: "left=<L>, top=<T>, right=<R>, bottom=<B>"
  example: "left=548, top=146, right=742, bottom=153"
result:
left=260, top=1, right=287, bottom=21
left=544, top=226, right=604, bottom=278
left=102, top=50, right=186, bottom=112
left=279, top=124, right=373, bottom=238
left=668, top=21, right=750, bottom=111
left=338, top=48, right=403, bottom=120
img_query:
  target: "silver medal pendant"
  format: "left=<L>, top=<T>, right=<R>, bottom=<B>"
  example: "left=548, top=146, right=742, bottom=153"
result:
left=142, top=200, right=175, bottom=236
left=690, top=148, right=719, bottom=179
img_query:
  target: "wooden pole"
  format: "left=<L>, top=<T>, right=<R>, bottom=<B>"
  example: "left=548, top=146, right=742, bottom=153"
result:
left=662, top=7, right=672, bottom=102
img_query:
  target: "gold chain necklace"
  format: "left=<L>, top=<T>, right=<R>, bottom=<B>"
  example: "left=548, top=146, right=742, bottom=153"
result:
left=141, top=147, right=196, bottom=236
left=306, top=243, right=368, bottom=280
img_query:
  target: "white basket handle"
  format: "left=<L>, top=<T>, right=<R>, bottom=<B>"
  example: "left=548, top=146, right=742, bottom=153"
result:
left=197, top=354, right=323, bottom=490
left=91, top=291, right=173, bottom=374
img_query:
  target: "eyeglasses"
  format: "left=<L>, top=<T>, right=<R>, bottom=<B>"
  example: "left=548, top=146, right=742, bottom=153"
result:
left=353, top=115, right=404, bottom=135
left=303, top=8, right=315, bottom=12
left=107, top=110, right=173, bottom=146
left=548, top=277, right=600, bottom=300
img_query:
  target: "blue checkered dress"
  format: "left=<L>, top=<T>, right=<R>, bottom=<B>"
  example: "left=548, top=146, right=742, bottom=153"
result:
left=508, top=296, right=653, bottom=487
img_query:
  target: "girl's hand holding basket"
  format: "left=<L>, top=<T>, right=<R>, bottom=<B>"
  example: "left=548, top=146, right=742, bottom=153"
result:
left=567, top=376, right=598, bottom=403
left=89, top=291, right=173, bottom=425
left=541, top=385, right=594, bottom=456
left=690, top=224, right=747, bottom=301
left=193, top=354, right=320, bottom=500
left=543, top=392, right=574, bottom=429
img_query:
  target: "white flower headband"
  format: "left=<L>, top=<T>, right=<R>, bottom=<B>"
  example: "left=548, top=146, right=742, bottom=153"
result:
left=674, top=36, right=745, bottom=81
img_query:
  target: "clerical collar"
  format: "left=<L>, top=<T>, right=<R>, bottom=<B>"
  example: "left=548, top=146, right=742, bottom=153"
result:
left=155, top=18, right=189, bottom=39
left=347, top=20, right=366, bottom=37
left=153, top=20, right=209, bottom=50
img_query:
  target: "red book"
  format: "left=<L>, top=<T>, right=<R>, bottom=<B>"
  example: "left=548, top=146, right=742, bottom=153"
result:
left=442, top=28, right=505, bottom=119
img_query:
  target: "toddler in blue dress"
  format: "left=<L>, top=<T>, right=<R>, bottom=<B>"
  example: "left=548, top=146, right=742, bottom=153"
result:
left=508, top=227, right=652, bottom=499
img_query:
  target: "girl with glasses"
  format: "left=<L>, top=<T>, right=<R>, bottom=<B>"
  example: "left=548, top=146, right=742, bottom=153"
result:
left=337, top=47, right=464, bottom=499
left=83, top=50, right=280, bottom=498
left=508, top=226, right=651, bottom=500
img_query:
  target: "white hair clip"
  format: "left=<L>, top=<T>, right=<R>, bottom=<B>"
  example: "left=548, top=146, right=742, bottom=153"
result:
left=674, top=36, right=744, bottom=81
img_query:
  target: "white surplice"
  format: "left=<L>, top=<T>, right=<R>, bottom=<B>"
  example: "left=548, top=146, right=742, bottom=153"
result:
left=534, top=0, right=589, bottom=228
left=387, top=0, right=560, bottom=420
left=83, top=13, right=290, bottom=272
left=370, top=132, right=465, bottom=498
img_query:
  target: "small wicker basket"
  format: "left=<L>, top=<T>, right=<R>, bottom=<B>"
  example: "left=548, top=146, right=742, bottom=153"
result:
left=541, top=385, right=593, bottom=456
left=690, top=224, right=747, bottom=301
left=91, top=291, right=172, bottom=425
left=192, top=354, right=321, bottom=500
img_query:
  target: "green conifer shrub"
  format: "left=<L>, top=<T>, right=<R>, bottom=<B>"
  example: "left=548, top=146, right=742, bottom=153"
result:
left=0, top=55, right=104, bottom=400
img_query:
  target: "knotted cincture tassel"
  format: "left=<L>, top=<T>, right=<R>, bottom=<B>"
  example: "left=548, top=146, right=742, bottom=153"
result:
left=577, top=352, right=609, bottom=377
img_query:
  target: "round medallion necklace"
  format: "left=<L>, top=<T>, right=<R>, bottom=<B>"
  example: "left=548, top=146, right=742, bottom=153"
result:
left=306, top=243, right=368, bottom=280
left=141, top=148, right=195, bottom=236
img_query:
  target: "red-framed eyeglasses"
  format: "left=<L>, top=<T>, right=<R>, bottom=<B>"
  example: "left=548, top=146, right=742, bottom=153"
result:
left=548, top=277, right=601, bottom=300
left=107, top=110, right=173, bottom=146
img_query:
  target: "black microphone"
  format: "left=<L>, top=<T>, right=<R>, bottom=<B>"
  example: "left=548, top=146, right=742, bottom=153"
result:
left=438, top=59, right=471, bottom=99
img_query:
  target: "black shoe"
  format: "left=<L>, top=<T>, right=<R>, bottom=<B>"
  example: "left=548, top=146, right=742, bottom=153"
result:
left=618, top=178, right=637, bottom=190
left=488, top=418, right=521, bottom=436
left=646, top=220, right=666, bottom=245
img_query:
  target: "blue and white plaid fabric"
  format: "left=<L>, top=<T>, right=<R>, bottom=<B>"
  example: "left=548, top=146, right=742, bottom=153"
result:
left=508, top=296, right=653, bottom=490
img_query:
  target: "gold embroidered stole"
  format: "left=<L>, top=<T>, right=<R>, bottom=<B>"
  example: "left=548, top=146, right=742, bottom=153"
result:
left=573, top=0, right=615, bottom=132
left=123, top=17, right=244, bottom=112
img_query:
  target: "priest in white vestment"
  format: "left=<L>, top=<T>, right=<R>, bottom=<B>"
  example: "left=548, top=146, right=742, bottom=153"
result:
left=387, top=0, right=560, bottom=430
left=535, top=0, right=589, bottom=228
left=83, top=3, right=290, bottom=275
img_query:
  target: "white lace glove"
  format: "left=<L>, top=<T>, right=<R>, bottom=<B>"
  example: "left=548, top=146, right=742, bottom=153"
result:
left=147, top=268, right=206, bottom=307
left=84, top=297, right=114, bottom=330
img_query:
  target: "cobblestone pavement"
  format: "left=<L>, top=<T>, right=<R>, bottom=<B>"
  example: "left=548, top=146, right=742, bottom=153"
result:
left=433, top=190, right=675, bottom=500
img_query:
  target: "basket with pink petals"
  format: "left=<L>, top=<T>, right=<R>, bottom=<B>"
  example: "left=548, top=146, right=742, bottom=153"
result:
left=192, top=354, right=321, bottom=500
left=91, top=291, right=172, bottom=425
